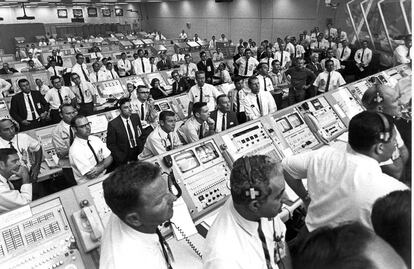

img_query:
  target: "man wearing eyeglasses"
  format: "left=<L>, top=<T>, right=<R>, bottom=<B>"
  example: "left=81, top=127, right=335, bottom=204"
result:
left=69, top=115, right=112, bottom=185
left=131, top=85, right=157, bottom=140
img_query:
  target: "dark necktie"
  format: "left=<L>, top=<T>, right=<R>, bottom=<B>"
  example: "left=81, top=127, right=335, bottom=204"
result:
left=87, top=140, right=99, bottom=164
left=361, top=49, right=365, bottom=65
left=96, top=72, right=99, bottom=82
left=340, top=47, right=345, bottom=59
left=81, top=65, right=90, bottom=82
left=26, top=93, right=36, bottom=119
left=126, top=119, right=136, bottom=148
left=257, top=221, right=272, bottom=269
left=77, top=84, right=85, bottom=104
left=53, top=67, right=57, bottom=77
left=280, top=52, right=283, bottom=67
left=244, top=58, right=249, bottom=75
left=199, top=123, right=204, bottom=139
left=156, top=229, right=174, bottom=269
left=294, top=46, right=297, bottom=58
left=186, top=64, right=189, bottom=76
left=141, top=103, right=145, bottom=121
left=329, top=42, right=332, bottom=49
left=317, top=41, right=320, bottom=49
left=236, top=90, right=241, bottom=113
left=267, top=58, right=270, bottom=67
left=325, top=71, right=331, bottom=92
left=263, top=77, right=267, bottom=91
left=110, top=70, right=115, bottom=79
left=167, top=133, right=173, bottom=150
left=256, top=94, right=262, bottom=115
left=9, top=141, right=15, bottom=150
left=69, top=128, right=74, bottom=145
left=141, top=58, right=145, bottom=73
left=57, top=89, right=63, bottom=105
left=221, top=113, right=226, bottom=131
left=199, top=87, right=203, bottom=103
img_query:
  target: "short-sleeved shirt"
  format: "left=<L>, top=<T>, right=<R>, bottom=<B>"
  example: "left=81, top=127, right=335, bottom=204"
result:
left=177, top=116, right=211, bottom=144
left=188, top=83, right=221, bottom=112
left=0, top=133, right=41, bottom=170
left=69, top=135, right=111, bottom=184
left=44, top=87, right=75, bottom=110
left=313, top=70, right=346, bottom=93
left=236, top=57, right=259, bottom=77
left=71, top=81, right=97, bottom=104
left=281, top=145, right=408, bottom=231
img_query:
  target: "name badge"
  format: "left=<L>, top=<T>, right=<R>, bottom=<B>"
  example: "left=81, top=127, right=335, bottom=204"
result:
left=37, top=103, right=42, bottom=109
left=136, top=126, right=142, bottom=137
left=207, top=66, right=212, bottom=72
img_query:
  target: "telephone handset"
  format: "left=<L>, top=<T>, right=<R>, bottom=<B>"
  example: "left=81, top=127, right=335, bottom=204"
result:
left=163, top=155, right=182, bottom=199
left=299, top=103, right=330, bottom=145
left=72, top=200, right=104, bottom=252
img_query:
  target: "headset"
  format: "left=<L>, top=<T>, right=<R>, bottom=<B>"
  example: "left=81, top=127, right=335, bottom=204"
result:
left=376, top=112, right=392, bottom=143
left=242, top=156, right=261, bottom=200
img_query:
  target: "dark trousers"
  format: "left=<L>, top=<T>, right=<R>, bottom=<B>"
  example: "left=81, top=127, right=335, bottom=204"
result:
left=272, top=92, right=283, bottom=109
left=288, top=88, right=307, bottom=106
left=19, top=119, right=44, bottom=132
left=79, top=102, right=94, bottom=116
left=61, top=168, right=77, bottom=188
left=50, top=109, right=61, bottom=124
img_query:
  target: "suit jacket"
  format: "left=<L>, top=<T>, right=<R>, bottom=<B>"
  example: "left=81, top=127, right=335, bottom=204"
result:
left=156, top=59, right=173, bottom=71
left=172, top=78, right=189, bottom=95
left=210, top=110, right=239, bottom=131
left=106, top=114, right=143, bottom=165
left=306, top=62, right=323, bottom=77
left=10, top=91, right=50, bottom=123
left=49, top=55, right=63, bottom=67
left=0, top=68, right=18, bottom=74
left=197, top=58, right=215, bottom=81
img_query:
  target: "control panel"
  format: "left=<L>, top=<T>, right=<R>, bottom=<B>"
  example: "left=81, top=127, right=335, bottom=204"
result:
left=325, top=87, right=364, bottom=126
left=169, top=140, right=231, bottom=220
left=0, top=199, right=85, bottom=269
left=87, top=114, right=109, bottom=143
left=347, top=79, right=372, bottom=104
left=87, top=181, right=111, bottom=228
left=35, top=126, right=59, bottom=169
left=269, top=109, right=320, bottom=155
left=220, top=120, right=283, bottom=163
left=173, top=94, right=190, bottom=120
left=299, top=97, right=346, bottom=140
left=95, top=79, right=126, bottom=99
left=153, top=99, right=181, bottom=122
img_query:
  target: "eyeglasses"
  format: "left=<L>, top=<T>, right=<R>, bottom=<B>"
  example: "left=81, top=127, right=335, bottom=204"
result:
left=138, top=91, right=150, bottom=94
left=76, top=122, right=91, bottom=129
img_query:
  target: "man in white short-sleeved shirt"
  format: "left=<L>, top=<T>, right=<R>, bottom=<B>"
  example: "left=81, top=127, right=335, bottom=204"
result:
left=235, top=49, right=259, bottom=77
left=313, top=59, right=346, bottom=94
left=187, top=71, right=221, bottom=116
left=204, top=155, right=291, bottom=269
left=69, top=115, right=112, bottom=185
left=282, top=111, right=408, bottom=232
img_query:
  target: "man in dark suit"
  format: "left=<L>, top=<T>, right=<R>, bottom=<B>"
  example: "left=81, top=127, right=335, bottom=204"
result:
left=0, top=63, right=18, bottom=74
left=10, top=78, right=50, bottom=131
left=171, top=70, right=190, bottom=95
left=210, top=94, right=239, bottom=132
left=106, top=97, right=144, bottom=168
left=48, top=49, right=63, bottom=67
left=197, top=51, right=215, bottom=84
left=306, top=53, right=323, bottom=99
left=156, top=53, right=173, bottom=71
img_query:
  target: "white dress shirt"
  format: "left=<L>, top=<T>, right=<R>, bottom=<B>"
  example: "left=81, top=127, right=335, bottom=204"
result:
left=69, top=135, right=111, bottom=184
left=179, top=62, right=198, bottom=79
left=259, top=57, right=275, bottom=72
left=21, top=57, right=43, bottom=68
left=285, top=42, right=295, bottom=55
left=177, top=116, right=211, bottom=144
left=209, top=39, right=217, bottom=49
left=236, top=57, right=259, bottom=77
left=320, top=57, right=341, bottom=71
left=219, top=70, right=232, bottom=83
left=274, top=51, right=291, bottom=68
left=292, top=45, right=305, bottom=59
left=71, top=81, right=97, bottom=104
left=139, top=126, right=182, bottom=159
left=313, top=70, right=346, bottom=93
left=90, top=52, right=103, bottom=60
left=282, top=145, right=409, bottom=231
left=149, top=63, right=158, bottom=73
left=179, top=32, right=188, bottom=39
left=172, top=54, right=185, bottom=63
left=90, top=70, right=108, bottom=83
left=241, top=90, right=277, bottom=120
left=36, top=85, right=50, bottom=96
left=336, top=46, right=351, bottom=61
left=132, top=57, right=151, bottom=75
left=100, top=213, right=171, bottom=269
left=44, top=87, right=75, bottom=110
left=72, top=63, right=90, bottom=82
left=47, top=66, right=65, bottom=78
left=188, top=83, right=221, bottom=112
left=203, top=198, right=286, bottom=269
left=214, top=110, right=227, bottom=133
left=51, top=120, right=72, bottom=168
left=23, top=92, right=40, bottom=121
left=117, top=59, right=132, bottom=76
left=257, top=74, right=274, bottom=92
left=354, top=48, right=373, bottom=67
left=0, top=174, right=32, bottom=214
left=121, top=116, right=137, bottom=148
left=325, top=28, right=338, bottom=38
left=310, top=40, right=328, bottom=50
left=105, top=69, right=120, bottom=80
left=0, top=78, right=11, bottom=96
left=0, top=134, right=40, bottom=171
left=394, top=45, right=411, bottom=64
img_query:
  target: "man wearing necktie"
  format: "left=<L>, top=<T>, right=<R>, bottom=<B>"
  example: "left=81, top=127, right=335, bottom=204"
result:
left=72, top=54, right=90, bottom=82
left=49, top=50, right=63, bottom=67
left=139, top=111, right=183, bottom=159
left=107, top=98, right=144, bottom=167
left=257, top=63, right=273, bottom=92
left=100, top=162, right=178, bottom=269
left=313, top=59, right=346, bottom=95
left=9, top=78, right=49, bottom=131
left=70, top=73, right=97, bottom=116
left=236, top=49, right=259, bottom=78
left=117, top=53, right=132, bottom=77
left=197, top=51, right=215, bottom=83
left=187, top=71, right=221, bottom=117
left=156, top=53, right=172, bottom=71
left=0, top=148, right=33, bottom=214
left=51, top=104, right=78, bottom=189
left=132, top=49, right=150, bottom=75
left=210, top=95, right=239, bottom=133
left=203, top=155, right=291, bottom=269
left=354, top=40, right=373, bottom=80
left=69, top=115, right=113, bottom=185
left=47, top=59, right=66, bottom=80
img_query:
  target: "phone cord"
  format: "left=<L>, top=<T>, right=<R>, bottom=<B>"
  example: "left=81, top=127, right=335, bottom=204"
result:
left=170, top=222, right=203, bottom=259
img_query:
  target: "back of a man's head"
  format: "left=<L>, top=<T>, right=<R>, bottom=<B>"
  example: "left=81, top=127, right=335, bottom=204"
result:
left=0, top=148, right=17, bottom=164
left=103, top=162, right=161, bottom=220
left=372, top=190, right=411, bottom=267
left=293, top=223, right=382, bottom=269
left=348, top=111, right=394, bottom=153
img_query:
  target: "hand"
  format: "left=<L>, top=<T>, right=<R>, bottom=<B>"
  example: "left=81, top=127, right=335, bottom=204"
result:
left=40, top=112, right=48, bottom=120
left=85, top=164, right=104, bottom=179
left=207, top=117, right=215, bottom=127
left=13, top=165, right=31, bottom=184
left=30, top=165, right=40, bottom=182
left=21, top=120, right=30, bottom=126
